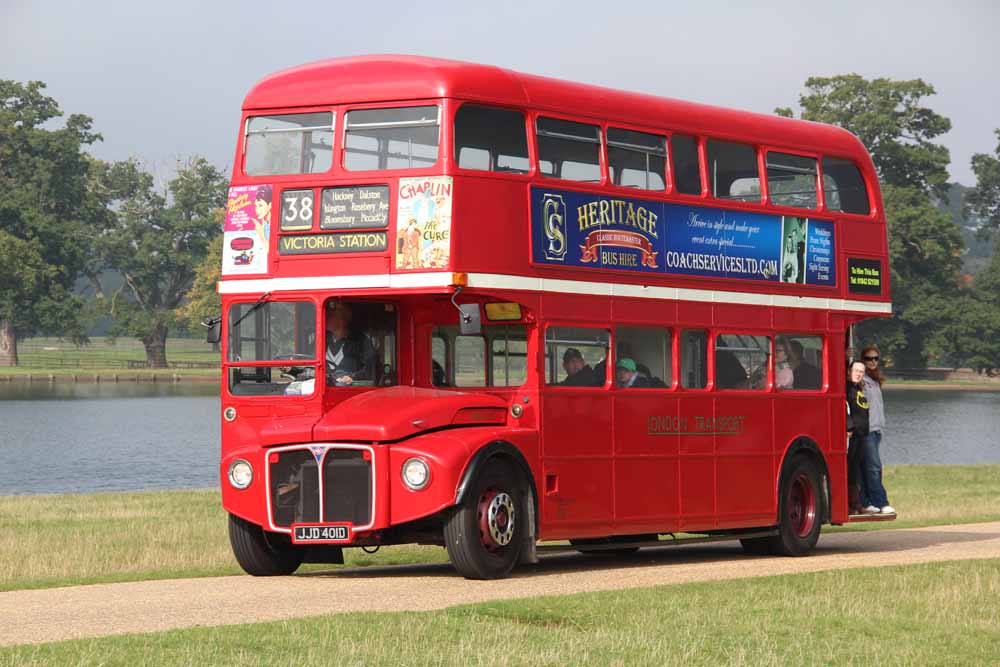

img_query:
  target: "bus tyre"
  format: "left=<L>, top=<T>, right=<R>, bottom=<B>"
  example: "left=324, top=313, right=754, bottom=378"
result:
left=228, top=513, right=304, bottom=576
left=772, top=455, right=823, bottom=556
left=444, top=459, right=526, bottom=580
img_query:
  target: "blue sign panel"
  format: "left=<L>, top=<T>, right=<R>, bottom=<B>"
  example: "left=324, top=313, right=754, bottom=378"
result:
left=531, top=187, right=835, bottom=287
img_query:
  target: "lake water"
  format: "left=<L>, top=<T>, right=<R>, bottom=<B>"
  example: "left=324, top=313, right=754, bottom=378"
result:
left=0, top=384, right=997, bottom=495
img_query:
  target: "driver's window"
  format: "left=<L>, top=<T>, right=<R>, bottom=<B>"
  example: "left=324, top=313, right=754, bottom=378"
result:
left=324, top=301, right=397, bottom=387
left=227, top=300, right=317, bottom=396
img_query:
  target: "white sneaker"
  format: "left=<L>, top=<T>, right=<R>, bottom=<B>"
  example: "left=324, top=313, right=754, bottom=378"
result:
left=881, top=505, right=896, bottom=514
left=863, top=505, right=880, bottom=514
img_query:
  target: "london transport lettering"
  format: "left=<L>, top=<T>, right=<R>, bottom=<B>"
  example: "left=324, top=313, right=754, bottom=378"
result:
left=647, top=414, right=747, bottom=436
left=532, top=188, right=836, bottom=286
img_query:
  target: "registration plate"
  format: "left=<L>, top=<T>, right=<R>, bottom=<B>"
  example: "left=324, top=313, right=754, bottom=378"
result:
left=291, top=524, right=351, bottom=544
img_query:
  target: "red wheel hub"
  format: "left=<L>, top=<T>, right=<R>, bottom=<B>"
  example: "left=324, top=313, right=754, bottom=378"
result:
left=788, top=473, right=817, bottom=537
left=477, top=489, right=515, bottom=552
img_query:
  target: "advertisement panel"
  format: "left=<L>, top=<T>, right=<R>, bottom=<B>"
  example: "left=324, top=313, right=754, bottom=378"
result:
left=531, top=187, right=835, bottom=287
left=223, top=184, right=271, bottom=275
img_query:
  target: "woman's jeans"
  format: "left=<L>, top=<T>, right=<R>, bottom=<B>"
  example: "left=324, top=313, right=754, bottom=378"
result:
left=861, top=430, right=889, bottom=508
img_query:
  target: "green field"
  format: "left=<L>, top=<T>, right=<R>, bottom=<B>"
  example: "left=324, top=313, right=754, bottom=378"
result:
left=1, top=464, right=998, bottom=593
left=3, top=559, right=998, bottom=666
left=7, top=336, right=219, bottom=371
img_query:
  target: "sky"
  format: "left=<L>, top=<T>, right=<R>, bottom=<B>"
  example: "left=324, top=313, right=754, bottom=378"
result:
left=3, top=0, right=998, bottom=186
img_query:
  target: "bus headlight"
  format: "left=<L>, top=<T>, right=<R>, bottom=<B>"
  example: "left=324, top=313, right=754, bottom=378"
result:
left=228, top=459, right=253, bottom=489
left=402, top=458, right=430, bottom=490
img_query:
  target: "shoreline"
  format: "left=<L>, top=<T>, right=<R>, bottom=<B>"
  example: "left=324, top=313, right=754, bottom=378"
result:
left=0, top=372, right=219, bottom=384
left=0, top=372, right=998, bottom=390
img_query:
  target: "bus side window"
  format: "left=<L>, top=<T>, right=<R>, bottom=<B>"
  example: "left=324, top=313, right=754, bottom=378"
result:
left=431, top=335, right=449, bottom=386
left=707, top=139, right=761, bottom=202
left=545, top=326, right=609, bottom=386
left=767, top=152, right=818, bottom=209
left=454, top=335, right=486, bottom=387
left=607, top=127, right=666, bottom=190
left=536, top=117, right=601, bottom=183
left=680, top=329, right=707, bottom=389
left=822, top=157, right=871, bottom=215
left=671, top=134, right=702, bottom=195
left=715, top=334, right=770, bottom=390
left=777, top=334, right=824, bottom=391
left=455, top=105, right=529, bottom=174
left=616, top=326, right=671, bottom=387
left=489, top=325, right=528, bottom=387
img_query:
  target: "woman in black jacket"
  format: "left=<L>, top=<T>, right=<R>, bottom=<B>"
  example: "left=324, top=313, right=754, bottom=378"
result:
left=846, top=361, right=870, bottom=514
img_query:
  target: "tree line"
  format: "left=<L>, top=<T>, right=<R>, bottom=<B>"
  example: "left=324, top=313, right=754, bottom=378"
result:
left=1, top=76, right=999, bottom=370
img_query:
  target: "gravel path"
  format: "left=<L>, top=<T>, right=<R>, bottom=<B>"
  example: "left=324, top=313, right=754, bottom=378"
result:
left=2, top=521, right=999, bottom=647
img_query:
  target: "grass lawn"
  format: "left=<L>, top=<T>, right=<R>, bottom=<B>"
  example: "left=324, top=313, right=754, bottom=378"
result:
left=2, top=559, right=998, bottom=666
left=5, top=336, right=220, bottom=373
left=1, top=464, right=998, bottom=593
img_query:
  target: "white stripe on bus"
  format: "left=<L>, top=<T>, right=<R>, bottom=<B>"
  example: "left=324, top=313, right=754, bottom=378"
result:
left=218, top=272, right=892, bottom=315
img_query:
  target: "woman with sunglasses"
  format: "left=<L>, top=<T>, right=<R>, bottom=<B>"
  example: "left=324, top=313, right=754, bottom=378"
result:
left=859, top=344, right=895, bottom=514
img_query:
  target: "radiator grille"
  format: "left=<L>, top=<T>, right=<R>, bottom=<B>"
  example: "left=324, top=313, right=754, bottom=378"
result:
left=268, top=447, right=373, bottom=528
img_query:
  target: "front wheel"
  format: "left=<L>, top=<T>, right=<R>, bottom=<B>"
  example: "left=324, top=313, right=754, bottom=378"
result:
left=228, top=513, right=304, bottom=576
left=444, top=459, right=528, bottom=580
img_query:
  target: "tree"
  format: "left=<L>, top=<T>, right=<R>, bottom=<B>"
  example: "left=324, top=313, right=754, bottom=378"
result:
left=779, top=75, right=963, bottom=367
left=776, top=75, right=952, bottom=198
left=965, top=129, right=1000, bottom=233
left=93, top=157, right=227, bottom=367
left=0, top=80, right=99, bottom=365
left=857, top=184, right=965, bottom=366
left=175, top=226, right=223, bottom=350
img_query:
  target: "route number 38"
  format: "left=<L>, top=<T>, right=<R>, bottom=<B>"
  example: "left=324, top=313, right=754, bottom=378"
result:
left=281, top=189, right=314, bottom=231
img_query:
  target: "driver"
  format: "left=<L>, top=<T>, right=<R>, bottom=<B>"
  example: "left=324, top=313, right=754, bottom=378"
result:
left=326, top=301, right=376, bottom=386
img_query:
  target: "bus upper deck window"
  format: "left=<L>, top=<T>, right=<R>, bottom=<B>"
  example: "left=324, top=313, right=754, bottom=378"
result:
left=707, top=139, right=761, bottom=203
left=244, top=112, right=334, bottom=176
left=767, top=152, right=818, bottom=209
left=671, top=134, right=702, bottom=195
left=607, top=127, right=666, bottom=190
left=536, top=117, right=601, bottom=183
left=344, top=106, right=440, bottom=171
left=455, top=105, right=529, bottom=173
left=822, top=157, right=871, bottom=215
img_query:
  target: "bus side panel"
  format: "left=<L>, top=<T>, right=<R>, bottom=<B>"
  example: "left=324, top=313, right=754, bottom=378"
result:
left=772, top=394, right=838, bottom=515
left=450, top=176, right=530, bottom=277
left=677, top=395, right=716, bottom=531
left=612, top=393, right=680, bottom=534
left=538, top=389, right=614, bottom=538
left=715, top=393, right=776, bottom=528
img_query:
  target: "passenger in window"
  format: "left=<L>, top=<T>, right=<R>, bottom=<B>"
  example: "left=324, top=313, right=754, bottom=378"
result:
left=593, top=347, right=609, bottom=386
left=775, top=338, right=794, bottom=389
left=560, top=348, right=599, bottom=387
left=616, top=358, right=665, bottom=388
left=325, top=301, right=376, bottom=386
left=432, top=360, right=449, bottom=387
left=715, top=350, right=748, bottom=389
left=788, top=340, right=822, bottom=389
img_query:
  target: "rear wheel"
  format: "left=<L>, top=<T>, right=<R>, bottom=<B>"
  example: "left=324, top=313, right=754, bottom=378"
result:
left=742, top=454, right=823, bottom=556
left=228, top=513, right=304, bottom=576
left=444, top=459, right=527, bottom=580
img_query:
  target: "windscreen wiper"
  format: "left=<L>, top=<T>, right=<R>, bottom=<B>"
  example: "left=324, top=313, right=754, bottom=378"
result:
left=230, top=292, right=272, bottom=329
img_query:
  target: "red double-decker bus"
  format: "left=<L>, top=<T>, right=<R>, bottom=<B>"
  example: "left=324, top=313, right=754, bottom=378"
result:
left=216, top=55, right=892, bottom=580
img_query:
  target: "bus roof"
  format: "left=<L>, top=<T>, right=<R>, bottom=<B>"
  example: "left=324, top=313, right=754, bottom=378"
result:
left=243, top=55, right=868, bottom=160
